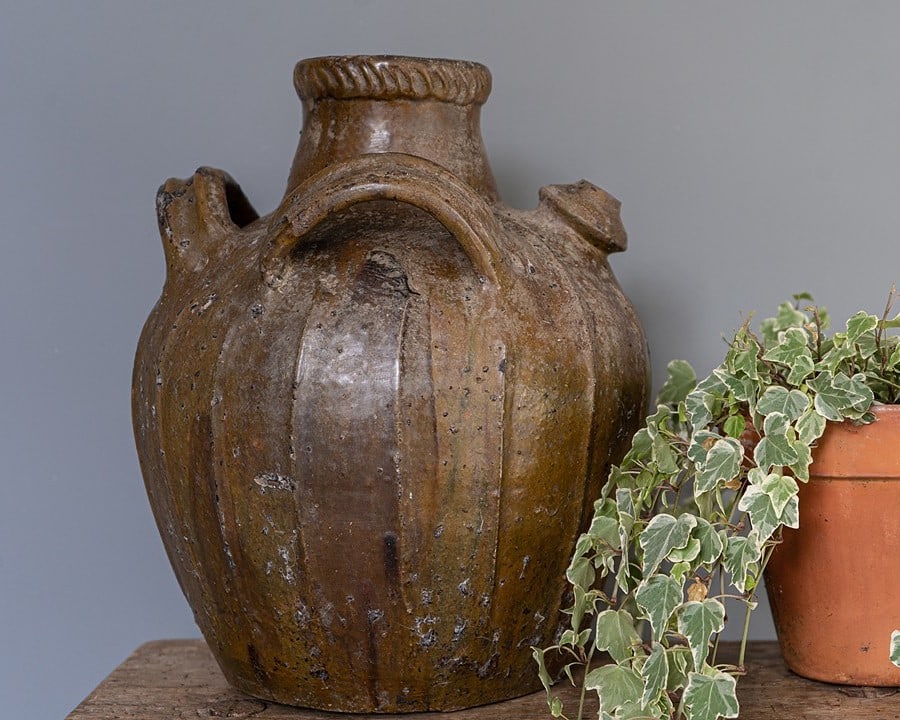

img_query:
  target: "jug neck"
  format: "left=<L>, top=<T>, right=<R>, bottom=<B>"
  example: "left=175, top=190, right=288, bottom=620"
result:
left=284, top=56, right=499, bottom=202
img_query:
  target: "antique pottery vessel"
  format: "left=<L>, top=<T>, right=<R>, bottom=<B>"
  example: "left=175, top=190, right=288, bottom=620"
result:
left=132, top=55, right=650, bottom=712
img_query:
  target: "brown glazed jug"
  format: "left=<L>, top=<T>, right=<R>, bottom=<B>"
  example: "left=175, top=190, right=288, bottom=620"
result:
left=132, top=55, right=649, bottom=712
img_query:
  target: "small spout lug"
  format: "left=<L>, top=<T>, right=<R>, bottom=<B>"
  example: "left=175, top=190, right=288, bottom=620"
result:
left=156, top=167, right=259, bottom=276
left=539, top=180, right=627, bottom=254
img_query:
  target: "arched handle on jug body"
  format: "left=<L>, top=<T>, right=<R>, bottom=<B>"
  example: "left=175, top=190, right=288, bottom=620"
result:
left=261, top=153, right=506, bottom=288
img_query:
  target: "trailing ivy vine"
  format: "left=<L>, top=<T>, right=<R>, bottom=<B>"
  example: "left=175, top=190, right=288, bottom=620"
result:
left=534, top=291, right=900, bottom=720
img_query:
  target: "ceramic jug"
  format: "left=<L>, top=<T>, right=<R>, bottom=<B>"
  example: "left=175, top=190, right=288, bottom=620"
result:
left=133, top=55, right=649, bottom=712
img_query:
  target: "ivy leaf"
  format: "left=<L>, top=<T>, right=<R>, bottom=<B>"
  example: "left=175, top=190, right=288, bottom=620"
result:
left=756, top=386, right=810, bottom=420
left=714, top=367, right=755, bottom=403
left=687, top=430, right=721, bottom=465
left=694, top=518, right=725, bottom=566
left=816, top=343, right=854, bottom=373
left=722, top=531, right=762, bottom=594
left=566, top=556, right=595, bottom=591
left=616, top=490, right=637, bottom=545
left=695, top=438, right=744, bottom=495
left=570, top=584, right=591, bottom=634
left=645, top=404, right=673, bottom=439
left=625, top=427, right=653, bottom=464
left=738, top=477, right=800, bottom=542
left=759, top=471, right=798, bottom=515
left=853, top=330, right=879, bottom=360
left=787, top=438, right=813, bottom=482
left=658, top=359, right=698, bottom=405
left=759, top=317, right=778, bottom=347
left=677, top=600, right=726, bottom=671
left=807, top=372, right=847, bottom=421
left=531, top=647, right=563, bottom=717
left=669, top=537, right=702, bottom=563
left=722, top=413, right=748, bottom=439
left=594, top=609, right=641, bottom=663
left=763, top=327, right=811, bottom=366
left=559, top=627, right=593, bottom=648
left=887, top=343, right=900, bottom=370
left=635, top=467, right=662, bottom=491
left=774, top=302, right=809, bottom=330
left=807, top=371, right=872, bottom=421
left=671, top=560, right=692, bottom=586
left=685, top=390, right=716, bottom=431
left=761, top=410, right=791, bottom=436
left=846, top=311, right=879, bottom=343
left=753, top=412, right=799, bottom=470
left=667, top=646, right=693, bottom=692
left=573, top=532, right=593, bottom=558
left=891, top=630, right=900, bottom=667
left=796, top=407, right=827, bottom=445
left=615, top=557, right=634, bottom=596
left=616, top=487, right=635, bottom=522
left=593, top=495, right=617, bottom=517
left=652, top=432, right=680, bottom=474
left=728, top=342, right=760, bottom=380
left=635, top=575, right=683, bottom=641
left=613, top=700, right=665, bottom=720
left=533, top=647, right=554, bottom=697
left=587, top=514, right=622, bottom=552
left=833, top=372, right=875, bottom=416
left=780, top=490, right=800, bottom=529
left=786, top=353, right=816, bottom=385
left=616, top=489, right=636, bottom=590
left=584, top=664, right=643, bottom=715
left=640, top=513, right=698, bottom=576
left=641, top=642, right=669, bottom=710
left=685, top=375, right=727, bottom=429
left=682, top=671, right=740, bottom=720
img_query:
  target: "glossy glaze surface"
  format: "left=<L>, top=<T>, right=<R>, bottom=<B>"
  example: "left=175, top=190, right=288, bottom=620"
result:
left=132, top=56, right=650, bottom=712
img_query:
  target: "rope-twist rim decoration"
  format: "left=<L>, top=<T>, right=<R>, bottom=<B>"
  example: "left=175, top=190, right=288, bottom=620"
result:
left=294, top=55, right=492, bottom=106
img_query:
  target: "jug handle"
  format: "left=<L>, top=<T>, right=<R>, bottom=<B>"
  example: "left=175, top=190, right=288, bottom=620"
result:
left=261, top=153, right=505, bottom=289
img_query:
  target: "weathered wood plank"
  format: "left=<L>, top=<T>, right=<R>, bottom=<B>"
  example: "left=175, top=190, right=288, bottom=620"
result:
left=66, top=641, right=899, bottom=719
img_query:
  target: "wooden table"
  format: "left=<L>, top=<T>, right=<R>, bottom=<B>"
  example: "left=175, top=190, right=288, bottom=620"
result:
left=66, top=641, right=898, bottom=719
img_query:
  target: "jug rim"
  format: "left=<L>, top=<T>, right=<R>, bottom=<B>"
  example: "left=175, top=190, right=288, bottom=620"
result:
left=293, top=54, right=492, bottom=106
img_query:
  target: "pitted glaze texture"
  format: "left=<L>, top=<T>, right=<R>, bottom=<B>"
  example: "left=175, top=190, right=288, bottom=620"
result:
left=133, top=55, right=650, bottom=712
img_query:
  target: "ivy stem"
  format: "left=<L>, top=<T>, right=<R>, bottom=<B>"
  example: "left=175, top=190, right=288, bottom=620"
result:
left=738, top=541, right=779, bottom=668
left=675, top=691, right=687, bottom=720
left=710, top=592, right=756, bottom=602
left=711, top=568, right=726, bottom=666
left=737, top=595, right=754, bottom=669
left=576, top=615, right=599, bottom=720
left=757, top=541, right=779, bottom=582
left=876, top=375, right=900, bottom=392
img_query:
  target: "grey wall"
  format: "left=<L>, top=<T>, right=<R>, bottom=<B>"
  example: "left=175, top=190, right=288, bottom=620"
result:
left=2, top=2, right=898, bottom=717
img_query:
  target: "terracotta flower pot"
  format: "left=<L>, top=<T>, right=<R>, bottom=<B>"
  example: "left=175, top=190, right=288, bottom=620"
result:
left=765, top=404, right=900, bottom=686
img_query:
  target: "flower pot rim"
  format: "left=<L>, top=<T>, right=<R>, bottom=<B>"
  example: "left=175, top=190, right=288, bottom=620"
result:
left=811, top=403, right=900, bottom=478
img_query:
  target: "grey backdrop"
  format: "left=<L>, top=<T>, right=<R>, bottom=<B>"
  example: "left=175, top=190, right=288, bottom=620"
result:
left=3, top=2, right=899, bottom=717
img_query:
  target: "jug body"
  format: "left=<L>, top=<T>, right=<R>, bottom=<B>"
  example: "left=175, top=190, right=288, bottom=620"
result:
left=133, top=55, right=650, bottom=712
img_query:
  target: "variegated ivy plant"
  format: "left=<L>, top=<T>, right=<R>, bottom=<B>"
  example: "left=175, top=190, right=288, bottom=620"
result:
left=534, top=291, right=900, bottom=720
